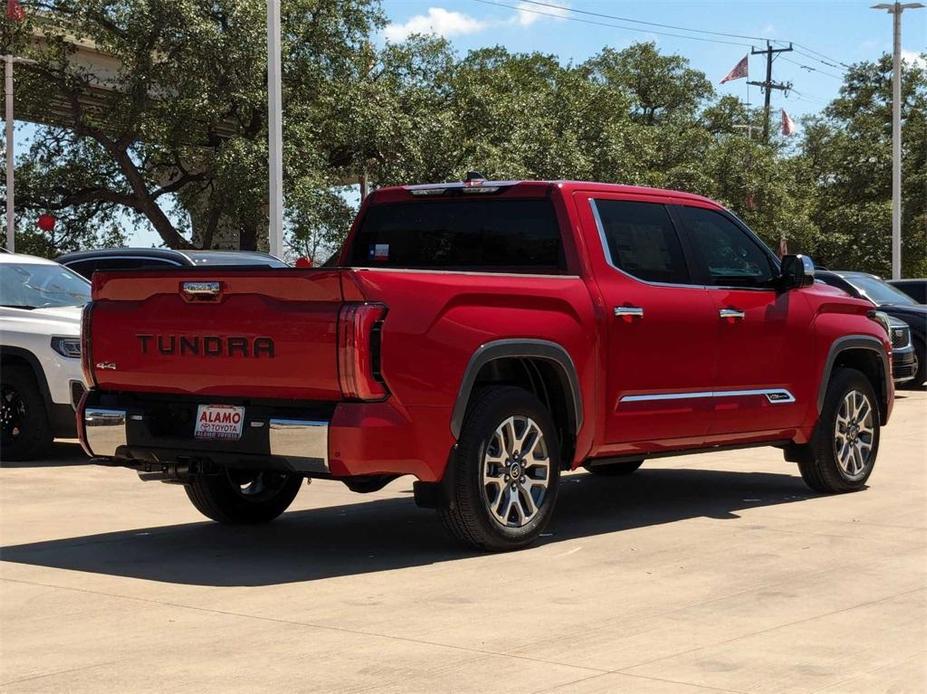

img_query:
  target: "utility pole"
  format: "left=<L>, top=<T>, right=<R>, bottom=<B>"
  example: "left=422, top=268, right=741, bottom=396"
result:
left=266, top=0, right=283, bottom=258
left=747, top=41, right=793, bottom=143
left=872, top=2, right=924, bottom=280
left=5, top=55, right=14, bottom=253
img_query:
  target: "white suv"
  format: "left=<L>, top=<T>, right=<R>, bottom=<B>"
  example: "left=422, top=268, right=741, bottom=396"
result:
left=1, top=252, right=89, bottom=460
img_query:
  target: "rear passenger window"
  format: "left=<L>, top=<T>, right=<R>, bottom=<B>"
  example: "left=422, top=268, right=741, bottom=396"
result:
left=593, top=200, right=689, bottom=284
left=674, top=206, right=776, bottom=287
left=351, top=199, right=564, bottom=273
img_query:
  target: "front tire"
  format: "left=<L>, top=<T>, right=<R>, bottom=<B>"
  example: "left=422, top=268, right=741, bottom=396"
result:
left=439, top=386, right=561, bottom=551
left=798, top=367, right=880, bottom=493
left=1, top=365, right=52, bottom=462
left=184, top=468, right=302, bottom=524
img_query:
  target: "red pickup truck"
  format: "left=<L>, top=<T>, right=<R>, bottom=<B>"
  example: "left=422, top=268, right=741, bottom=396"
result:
left=78, top=179, right=894, bottom=550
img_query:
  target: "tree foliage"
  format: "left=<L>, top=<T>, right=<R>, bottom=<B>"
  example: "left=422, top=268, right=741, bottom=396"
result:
left=3, top=1, right=925, bottom=275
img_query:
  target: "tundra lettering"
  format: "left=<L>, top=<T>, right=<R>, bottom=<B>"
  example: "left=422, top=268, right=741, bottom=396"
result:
left=136, top=334, right=275, bottom=358
left=81, top=179, right=894, bottom=551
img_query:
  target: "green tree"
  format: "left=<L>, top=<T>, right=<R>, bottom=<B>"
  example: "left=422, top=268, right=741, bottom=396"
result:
left=6, top=0, right=382, bottom=253
left=801, top=54, right=926, bottom=275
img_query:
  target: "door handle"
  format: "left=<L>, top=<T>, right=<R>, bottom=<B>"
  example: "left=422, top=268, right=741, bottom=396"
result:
left=719, top=308, right=745, bottom=320
left=614, top=306, right=644, bottom=318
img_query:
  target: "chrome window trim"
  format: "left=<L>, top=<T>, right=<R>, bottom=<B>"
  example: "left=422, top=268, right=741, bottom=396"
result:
left=619, top=388, right=796, bottom=405
left=588, top=198, right=703, bottom=290
left=589, top=195, right=777, bottom=293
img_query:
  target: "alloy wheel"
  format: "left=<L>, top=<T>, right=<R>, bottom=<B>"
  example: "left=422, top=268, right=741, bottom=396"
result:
left=481, top=415, right=551, bottom=528
left=833, top=389, right=875, bottom=480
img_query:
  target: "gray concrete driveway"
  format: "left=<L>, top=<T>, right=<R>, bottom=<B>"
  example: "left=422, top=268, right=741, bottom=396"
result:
left=1, top=392, right=925, bottom=693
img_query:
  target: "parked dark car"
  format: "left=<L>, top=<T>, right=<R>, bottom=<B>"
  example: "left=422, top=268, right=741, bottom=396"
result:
left=817, top=270, right=926, bottom=387
left=57, top=248, right=287, bottom=279
left=888, top=279, right=926, bottom=305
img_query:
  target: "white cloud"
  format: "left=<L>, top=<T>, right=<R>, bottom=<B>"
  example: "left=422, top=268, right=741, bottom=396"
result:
left=383, top=7, right=489, bottom=42
left=901, top=49, right=926, bottom=69
left=382, top=3, right=570, bottom=41
left=514, top=1, right=570, bottom=27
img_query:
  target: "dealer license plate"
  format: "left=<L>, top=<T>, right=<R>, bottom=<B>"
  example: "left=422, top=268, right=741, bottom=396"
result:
left=194, top=404, right=245, bottom=441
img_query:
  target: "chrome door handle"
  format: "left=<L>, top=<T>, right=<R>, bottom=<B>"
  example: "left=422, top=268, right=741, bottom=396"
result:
left=719, top=308, right=745, bottom=320
left=614, top=306, right=644, bottom=318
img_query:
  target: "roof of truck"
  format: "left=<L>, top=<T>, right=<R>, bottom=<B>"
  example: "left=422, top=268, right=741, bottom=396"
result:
left=381, top=179, right=722, bottom=207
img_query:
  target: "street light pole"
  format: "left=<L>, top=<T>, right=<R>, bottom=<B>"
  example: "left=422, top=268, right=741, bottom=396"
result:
left=5, top=55, right=14, bottom=253
left=872, top=2, right=924, bottom=280
left=266, top=0, right=283, bottom=258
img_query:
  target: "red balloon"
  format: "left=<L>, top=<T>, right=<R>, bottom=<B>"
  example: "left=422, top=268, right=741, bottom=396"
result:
left=37, top=213, right=56, bottom=232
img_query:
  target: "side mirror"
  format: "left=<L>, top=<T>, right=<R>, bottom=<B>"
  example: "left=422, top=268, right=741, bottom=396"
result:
left=294, top=256, right=313, bottom=268
left=780, top=254, right=815, bottom=289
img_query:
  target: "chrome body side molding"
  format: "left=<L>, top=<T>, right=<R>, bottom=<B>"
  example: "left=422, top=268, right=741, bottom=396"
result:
left=618, top=388, right=796, bottom=405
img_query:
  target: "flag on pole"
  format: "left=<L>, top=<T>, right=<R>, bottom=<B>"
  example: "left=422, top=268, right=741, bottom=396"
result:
left=720, top=55, right=749, bottom=84
left=6, top=0, right=25, bottom=21
left=781, top=109, right=796, bottom=136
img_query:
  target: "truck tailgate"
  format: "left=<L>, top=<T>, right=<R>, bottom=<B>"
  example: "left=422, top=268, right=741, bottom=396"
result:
left=87, top=269, right=353, bottom=400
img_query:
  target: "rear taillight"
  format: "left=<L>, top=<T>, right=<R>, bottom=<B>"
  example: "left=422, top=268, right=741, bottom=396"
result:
left=338, top=303, right=388, bottom=400
left=80, top=302, right=96, bottom=387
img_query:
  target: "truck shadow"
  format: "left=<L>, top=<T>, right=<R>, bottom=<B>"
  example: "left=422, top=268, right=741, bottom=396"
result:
left=0, top=467, right=818, bottom=586
left=0, top=442, right=88, bottom=468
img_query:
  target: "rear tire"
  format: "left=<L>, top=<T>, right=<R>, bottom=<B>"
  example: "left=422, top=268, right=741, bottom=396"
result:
left=0, top=365, right=52, bottom=462
left=439, top=386, right=560, bottom=551
left=185, top=468, right=302, bottom=524
left=797, top=367, right=880, bottom=493
left=584, top=459, right=643, bottom=476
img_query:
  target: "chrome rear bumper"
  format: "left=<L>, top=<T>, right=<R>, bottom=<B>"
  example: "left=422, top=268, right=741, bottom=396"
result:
left=81, top=405, right=330, bottom=473
left=84, top=408, right=129, bottom=456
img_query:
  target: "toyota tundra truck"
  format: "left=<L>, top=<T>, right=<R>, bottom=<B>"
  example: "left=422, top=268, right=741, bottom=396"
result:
left=77, top=179, right=894, bottom=550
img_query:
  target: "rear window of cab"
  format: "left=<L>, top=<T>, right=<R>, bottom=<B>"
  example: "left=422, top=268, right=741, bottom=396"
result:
left=349, top=199, right=565, bottom=273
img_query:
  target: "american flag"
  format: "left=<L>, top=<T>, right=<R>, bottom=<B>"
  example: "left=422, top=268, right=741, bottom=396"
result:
left=720, top=55, right=749, bottom=84
left=7, top=0, right=25, bottom=21
left=781, top=109, right=796, bottom=136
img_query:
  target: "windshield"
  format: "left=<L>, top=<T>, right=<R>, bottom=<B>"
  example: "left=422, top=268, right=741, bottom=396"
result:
left=844, top=274, right=916, bottom=306
left=0, top=263, right=91, bottom=309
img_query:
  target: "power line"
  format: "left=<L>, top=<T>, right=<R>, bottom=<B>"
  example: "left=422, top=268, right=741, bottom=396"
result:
left=513, top=0, right=770, bottom=42
left=471, top=0, right=755, bottom=47
left=473, top=0, right=851, bottom=75
left=780, top=56, right=844, bottom=80
left=792, top=42, right=852, bottom=69
left=793, top=48, right=845, bottom=71
left=789, top=89, right=828, bottom=105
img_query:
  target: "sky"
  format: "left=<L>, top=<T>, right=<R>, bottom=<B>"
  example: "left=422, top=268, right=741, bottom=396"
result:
left=381, top=0, right=926, bottom=118
left=9, top=0, right=927, bottom=248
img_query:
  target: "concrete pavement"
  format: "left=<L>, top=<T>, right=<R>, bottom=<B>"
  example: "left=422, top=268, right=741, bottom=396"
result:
left=1, top=391, right=925, bottom=692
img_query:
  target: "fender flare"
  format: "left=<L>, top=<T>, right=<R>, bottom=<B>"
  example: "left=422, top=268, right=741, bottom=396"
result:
left=0, top=346, right=53, bottom=409
left=818, top=335, right=890, bottom=418
left=449, top=338, right=583, bottom=439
